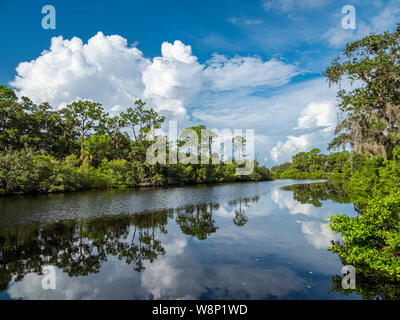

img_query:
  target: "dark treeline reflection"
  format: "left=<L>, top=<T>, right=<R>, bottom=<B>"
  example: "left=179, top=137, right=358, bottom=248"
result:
left=0, top=196, right=258, bottom=291
left=282, top=182, right=351, bottom=207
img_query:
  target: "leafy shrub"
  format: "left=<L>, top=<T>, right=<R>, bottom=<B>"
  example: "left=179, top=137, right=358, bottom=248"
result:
left=0, top=150, right=36, bottom=194
left=329, top=191, right=400, bottom=279
left=99, top=159, right=137, bottom=188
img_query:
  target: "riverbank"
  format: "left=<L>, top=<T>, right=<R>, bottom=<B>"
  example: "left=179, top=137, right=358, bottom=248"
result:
left=0, top=151, right=273, bottom=196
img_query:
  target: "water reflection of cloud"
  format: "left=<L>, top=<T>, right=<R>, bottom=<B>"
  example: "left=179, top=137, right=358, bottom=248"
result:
left=7, top=254, right=304, bottom=300
left=271, top=185, right=348, bottom=250
left=141, top=235, right=188, bottom=299
left=272, top=188, right=317, bottom=217
left=8, top=269, right=101, bottom=300
left=203, top=266, right=304, bottom=299
left=215, top=205, right=236, bottom=218
left=297, top=221, right=339, bottom=250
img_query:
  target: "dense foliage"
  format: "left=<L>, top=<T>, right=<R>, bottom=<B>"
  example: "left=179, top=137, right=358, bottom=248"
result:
left=0, top=85, right=272, bottom=195
left=270, top=148, right=361, bottom=180
left=329, top=192, right=400, bottom=279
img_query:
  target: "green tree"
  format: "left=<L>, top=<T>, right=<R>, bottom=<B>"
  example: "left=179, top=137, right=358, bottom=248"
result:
left=120, top=99, right=165, bottom=143
left=80, top=135, right=112, bottom=166
left=325, top=24, right=400, bottom=160
left=62, top=100, right=105, bottom=141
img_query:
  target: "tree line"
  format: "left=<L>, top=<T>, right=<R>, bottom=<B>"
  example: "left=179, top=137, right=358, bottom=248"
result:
left=0, top=85, right=272, bottom=195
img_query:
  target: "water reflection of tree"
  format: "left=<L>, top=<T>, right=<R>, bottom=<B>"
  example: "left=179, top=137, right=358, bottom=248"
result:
left=282, top=182, right=351, bottom=207
left=228, top=196, right=259, bottom=227
left=0, top=210, right=171, bottom=291
left=0, top=196, right=261, bottom=291
left=174, top=195, right=259, bottom=238
left=330, top=270, right=400, bottom=300
left=176, top=204, right=219, bottom=240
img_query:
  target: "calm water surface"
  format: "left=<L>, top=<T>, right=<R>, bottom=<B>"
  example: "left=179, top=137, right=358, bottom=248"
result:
left=0, top=180, right=361, bottom=300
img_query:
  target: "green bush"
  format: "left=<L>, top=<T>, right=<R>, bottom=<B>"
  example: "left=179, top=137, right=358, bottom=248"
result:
left=0, top=150, right=36, bottom=194
left=329, top=191, right=400, bottom=280
left=51, top=155, right=82, bottom=192
left=99, top=159, right=137, bottom=188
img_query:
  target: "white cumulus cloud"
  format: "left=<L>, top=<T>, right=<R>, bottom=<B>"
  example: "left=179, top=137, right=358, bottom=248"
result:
left=142, top=40, right=203, bottom=116
left=295, top=101, right=336, bottom=132
left=270, top=134, right=312, bottom=163
left=11, top=33, right=299, bottom=120
left=204, top=54, right=298, bottom=91
left=270, top=100, right=337, bottom=163
left=11, top=32, right=149, bottom=113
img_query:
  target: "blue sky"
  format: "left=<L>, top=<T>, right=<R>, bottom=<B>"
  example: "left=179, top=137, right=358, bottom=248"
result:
left=1, top=0, right=399, bottom=165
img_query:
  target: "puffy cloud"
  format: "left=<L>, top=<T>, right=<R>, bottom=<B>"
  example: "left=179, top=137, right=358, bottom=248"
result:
left=190, top=77, right=339, bottom=166
left=11, top=32, right=148, bottom=112
left=270, top=100, right=337, bottom=163
left=204, top=54, right=298, bottom=91
left=11, top=33, right=298, bottom=119
left=295, top=102, right=336, bottom=132
left=142, top=40, right=203, bottom=116
left=270, top=134, right=312, bottom=163
left=161, top=40, right=197, bottom=64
